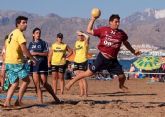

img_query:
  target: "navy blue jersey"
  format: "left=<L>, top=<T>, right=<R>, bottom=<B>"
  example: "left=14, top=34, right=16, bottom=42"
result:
left=28, top=39, right=48, bottom=60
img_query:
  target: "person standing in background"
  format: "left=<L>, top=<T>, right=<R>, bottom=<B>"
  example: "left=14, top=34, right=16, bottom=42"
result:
left=73, top=31, right=90, bottom=97
left=0, top=35, right=8, bottom=92
left=128, top=64, right=135, bottom=79
left=28, top=28, right=60, bottom=104
left=48, top=33, right=72, bottom=95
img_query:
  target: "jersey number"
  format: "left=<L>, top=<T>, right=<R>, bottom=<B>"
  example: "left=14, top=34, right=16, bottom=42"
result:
left=8, top=33, right=13, bottom=44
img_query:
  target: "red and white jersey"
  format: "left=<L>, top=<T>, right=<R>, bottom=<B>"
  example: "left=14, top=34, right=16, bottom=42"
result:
left=94, top=26, right=128, bottom=58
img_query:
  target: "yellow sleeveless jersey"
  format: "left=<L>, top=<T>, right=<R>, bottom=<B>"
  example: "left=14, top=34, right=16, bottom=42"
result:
left=5, top=29, right=26, bottom=64
left=74, top=40, right=88, bottom=63
left=51, top=43, right=67, bottom=65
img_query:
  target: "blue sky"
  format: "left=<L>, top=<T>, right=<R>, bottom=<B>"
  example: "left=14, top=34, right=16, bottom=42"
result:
left=0, top=0, right=165, bottom=19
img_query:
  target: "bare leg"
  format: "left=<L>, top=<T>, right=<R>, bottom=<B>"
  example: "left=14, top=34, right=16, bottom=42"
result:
left=15, top=76, right=30, bottom=106
left=0, top=64, right=5, bottom=87
left=4, top=81, right=19, bottom=107
left=58, top=73, right=64, bottom=95
left=40, top=74, right=60, bottom=103
left=65, top=69, right=93, bottom=90
left=79, top=80, right=84, bottom=97
left=75, top=70, right=84, bottom=96
left=118, top=74, right=128, bottom=92
left=52, top=72, right=58, bottom=94
left=31, top=73, right=43, bottom=104
left=82, top=79, right=88, bottom=97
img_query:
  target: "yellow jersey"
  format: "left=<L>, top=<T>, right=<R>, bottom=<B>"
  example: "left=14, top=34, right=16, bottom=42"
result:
left=74, top=40, right=88, bottom=63
left=51, top=43, right=67, bottom=65
left=5, top=29, right=26, bottom=64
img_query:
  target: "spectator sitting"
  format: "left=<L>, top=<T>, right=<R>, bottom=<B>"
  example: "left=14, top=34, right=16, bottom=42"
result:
left=128, top=64, right=135, bottom=79
left=64, top=64, right=74, bottom=80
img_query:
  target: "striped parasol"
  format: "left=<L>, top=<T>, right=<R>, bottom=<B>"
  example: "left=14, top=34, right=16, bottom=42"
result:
left=133, top=56, right=161, bottom=70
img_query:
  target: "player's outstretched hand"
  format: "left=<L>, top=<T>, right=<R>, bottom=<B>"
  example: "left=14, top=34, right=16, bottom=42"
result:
left=134, top=50, right=141, bottom=56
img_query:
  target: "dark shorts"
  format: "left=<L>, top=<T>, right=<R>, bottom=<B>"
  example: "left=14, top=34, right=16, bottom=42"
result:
left=89, top=53, right=124, bottom=75
left=51, top=65, right=66, bottom=73
left=30, top=58, right=48, bottom=74
left=74, top=61, right=88, bottom=71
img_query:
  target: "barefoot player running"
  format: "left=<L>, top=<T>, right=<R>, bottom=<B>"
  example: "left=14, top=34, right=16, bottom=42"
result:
left=66, top=14, right=140, bottom=91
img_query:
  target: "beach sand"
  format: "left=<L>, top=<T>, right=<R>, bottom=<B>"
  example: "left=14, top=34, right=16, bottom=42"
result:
left=0, top=77, right=165, bottom=117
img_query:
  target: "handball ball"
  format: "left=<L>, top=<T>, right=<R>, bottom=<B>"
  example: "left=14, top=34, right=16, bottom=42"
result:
left=91, top=8, right=101, bottom=18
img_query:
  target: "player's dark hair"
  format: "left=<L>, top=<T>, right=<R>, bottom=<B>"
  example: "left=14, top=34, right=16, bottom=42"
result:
left=109, top=14, right=120, bottom=22
left=15, top=16, right=28, bottom=27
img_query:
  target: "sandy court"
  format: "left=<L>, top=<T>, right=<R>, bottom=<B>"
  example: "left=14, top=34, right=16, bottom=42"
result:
left=0, top=77, right=165, bottom=117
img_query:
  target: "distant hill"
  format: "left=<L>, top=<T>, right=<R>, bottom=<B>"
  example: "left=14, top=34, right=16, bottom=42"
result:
left=0, top=10, right=106, bottom=48
left=121, top=8, right=165, bottom=47
left=0, top=9, right=165, bottom=48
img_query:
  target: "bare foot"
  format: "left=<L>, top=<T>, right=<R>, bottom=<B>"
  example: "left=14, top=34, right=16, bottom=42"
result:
left=3, top=101, right=11, bottom=107
left=51, top=98, right=63, bottom=104
left=65, top=78, right=76, bottom=91
left=2, top=105, right=14, bottom=109
left=79, top=93, right=84, bottom=97
left=119, top=86, right=129, bottom=92
left=65, top=82, right=72, bottom=91
left=79, top=93, right=88, bottom=97
left=84, top=94, right=88, bottom=97
left=14, top=100, right=23, bottom=106
left=55, top=98, right=61, bottom=104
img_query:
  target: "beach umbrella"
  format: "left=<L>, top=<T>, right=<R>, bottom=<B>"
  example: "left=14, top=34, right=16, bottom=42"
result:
left=133, top=56, right=161, bottom=70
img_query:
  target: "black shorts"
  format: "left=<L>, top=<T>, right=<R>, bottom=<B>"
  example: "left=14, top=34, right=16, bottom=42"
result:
left=30, top=58, right=48, bottom=74
left=89, top=53, right=124, bottom=75
left=51, top=65, right=66, bottom=73
left=74, top=61, right=88, bottom=71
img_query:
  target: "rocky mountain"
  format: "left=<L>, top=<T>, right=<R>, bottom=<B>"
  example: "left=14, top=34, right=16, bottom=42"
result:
left=0, top=9, right=165, bottom=48
left=0, top=10, right=107, bottom=48
left=121, top=8, right=165, bottom=47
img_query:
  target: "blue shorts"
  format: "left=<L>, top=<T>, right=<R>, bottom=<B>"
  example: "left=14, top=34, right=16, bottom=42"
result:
left=30, top=58, right=48, bottom=74
left=89, top=53, right=124, bottom=75
left=5, top=63, right=30, bottom=84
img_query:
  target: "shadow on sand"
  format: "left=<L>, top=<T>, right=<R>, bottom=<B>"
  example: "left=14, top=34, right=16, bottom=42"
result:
left=92, top=92, right=157, bottom=97
left=1, top=99, right=164, bottom=111
left=0, top=103, right=48, bottom=111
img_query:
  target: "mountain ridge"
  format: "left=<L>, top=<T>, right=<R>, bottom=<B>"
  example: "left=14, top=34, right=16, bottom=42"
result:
left=0, top=9, right=165, bottom=48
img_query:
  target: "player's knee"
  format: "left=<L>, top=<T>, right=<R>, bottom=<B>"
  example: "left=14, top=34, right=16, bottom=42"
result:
left=118, top=74, right=126, bottom=79
left=23, top=77, right=30, bottom=84
left=84, top=69, right=94, bottom=77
